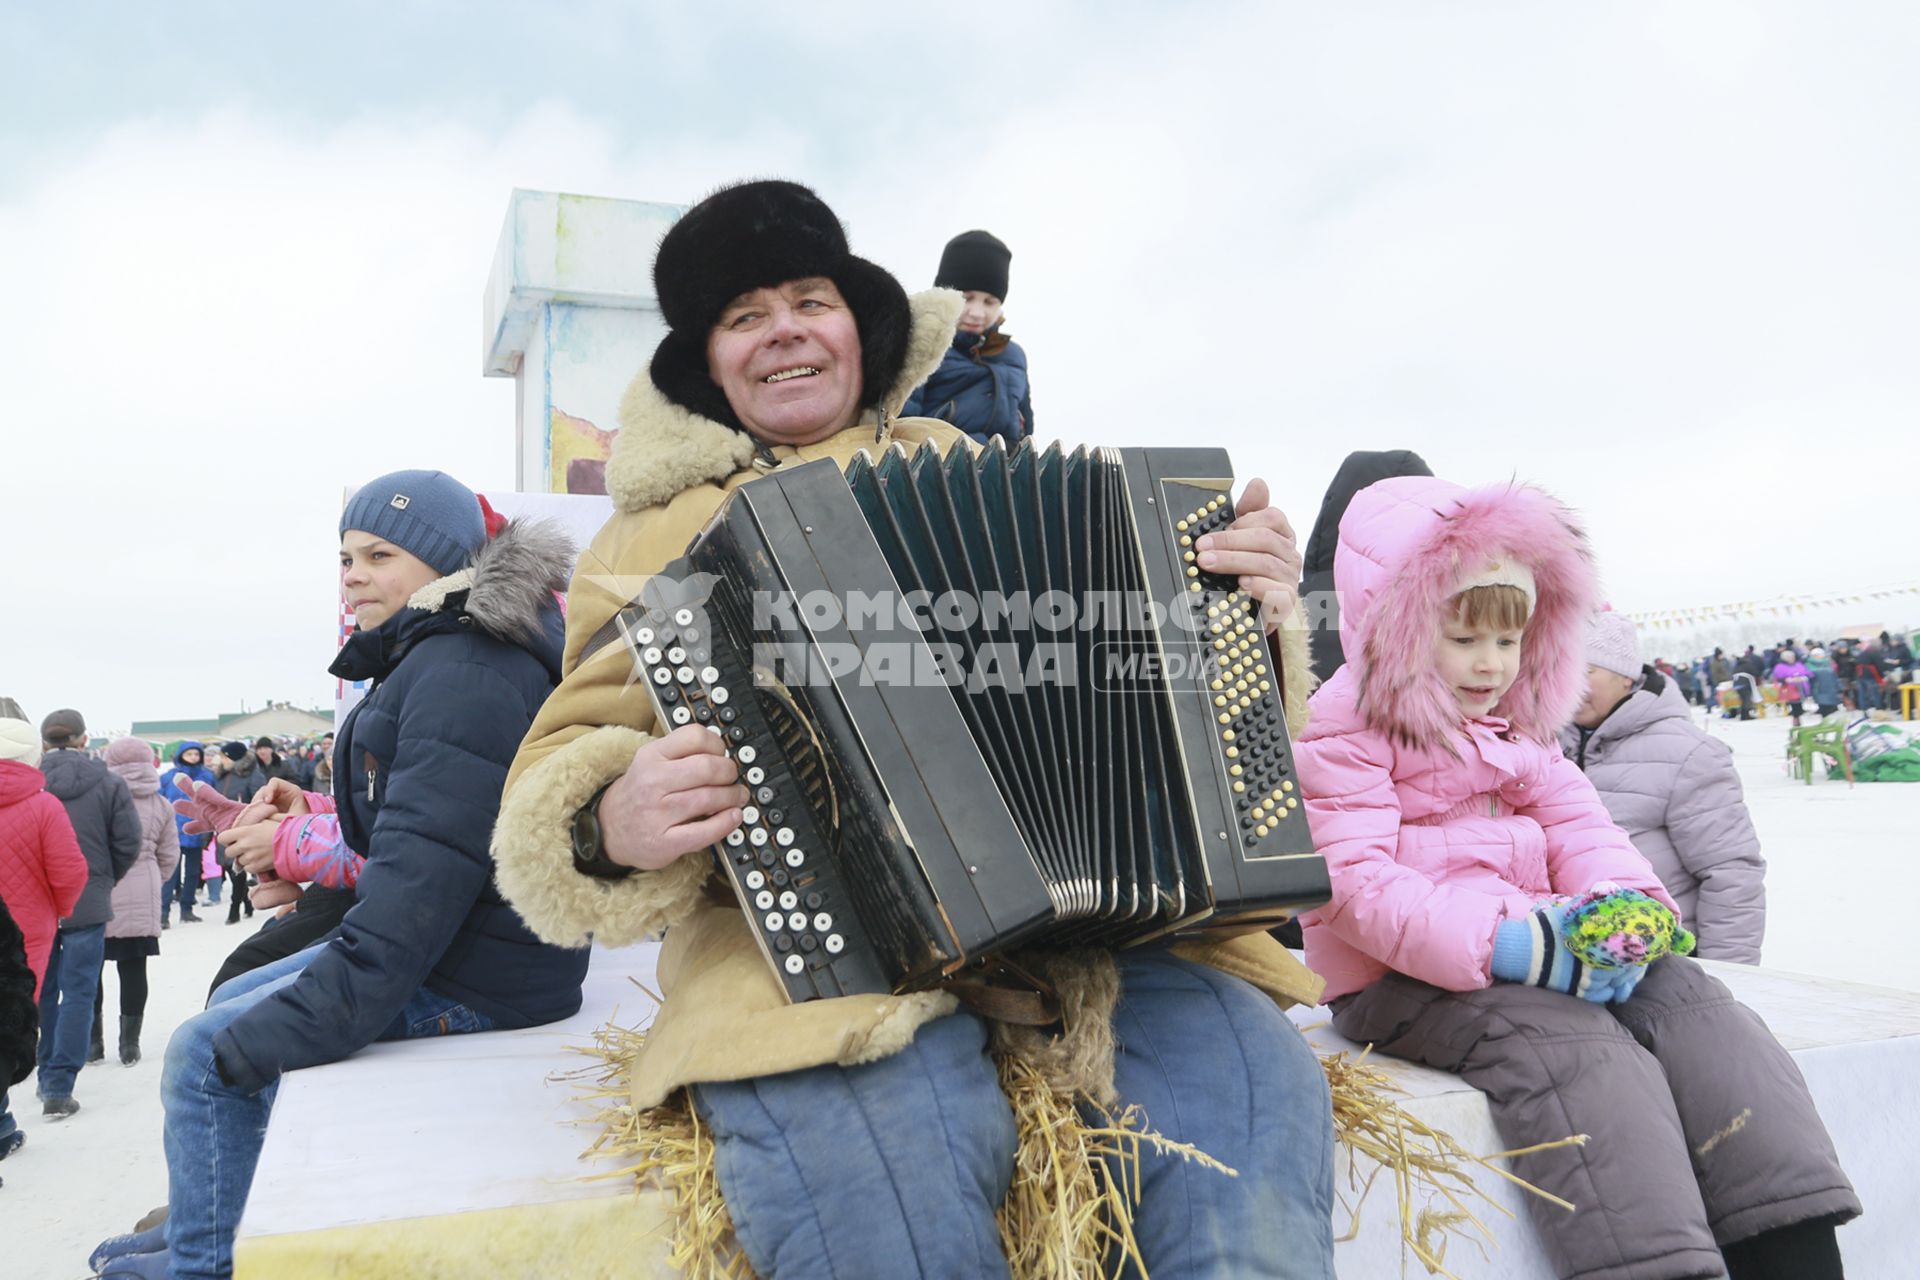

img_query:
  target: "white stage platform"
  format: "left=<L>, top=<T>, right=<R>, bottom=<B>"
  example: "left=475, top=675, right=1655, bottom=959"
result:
left=236, top=948, right=1919, bottom=1279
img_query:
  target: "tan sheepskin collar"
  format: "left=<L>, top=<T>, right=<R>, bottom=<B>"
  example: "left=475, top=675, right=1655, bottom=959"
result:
left=606, top=288, right=965, bottom=513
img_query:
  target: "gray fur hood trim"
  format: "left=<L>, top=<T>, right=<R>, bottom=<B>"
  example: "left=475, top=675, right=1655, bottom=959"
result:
left=606, top=288, right=966, bottom=513
left=407, top=518, right=576, bottom=647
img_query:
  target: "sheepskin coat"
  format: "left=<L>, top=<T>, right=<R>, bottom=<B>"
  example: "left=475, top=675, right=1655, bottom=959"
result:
left=1297, top=477, right=1680, bottom=1002
left=493, top=288, right=1324, bottom=1109
left=1559, top=668, right=1766, bottom=963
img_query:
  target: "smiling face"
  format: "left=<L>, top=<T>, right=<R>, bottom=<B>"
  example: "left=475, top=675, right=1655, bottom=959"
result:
left=705, top=278, right=864, bottom=445
left=1574, top=664, right=1637, bottom=728
left=1435, top=588, right=1530, bottom=718
left=956, top=290, right=1004, bottom=335
left=340, top=531, right=441, bottom=630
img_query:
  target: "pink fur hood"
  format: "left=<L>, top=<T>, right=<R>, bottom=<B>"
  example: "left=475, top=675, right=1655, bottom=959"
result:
left=1335, top=476, right=1599, bottom=751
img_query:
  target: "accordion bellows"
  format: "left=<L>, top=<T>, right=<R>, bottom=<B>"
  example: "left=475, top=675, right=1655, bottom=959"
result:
left=619, top=441, right=1331, bottom=1002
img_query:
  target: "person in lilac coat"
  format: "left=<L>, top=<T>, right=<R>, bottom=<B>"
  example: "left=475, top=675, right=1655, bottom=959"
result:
left=1561, top=613, right=1766, bottom=963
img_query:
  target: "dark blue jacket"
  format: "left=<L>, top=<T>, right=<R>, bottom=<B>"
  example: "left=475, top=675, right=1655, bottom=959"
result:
left=214, top=521, right=589, bottom=1093
left=901, top=326, right=1033, bottom=447
left=160, top=742, right=217, bottom=852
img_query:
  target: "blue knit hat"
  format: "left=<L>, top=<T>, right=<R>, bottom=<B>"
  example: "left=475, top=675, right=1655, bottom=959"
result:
left=340, top=470, right=486, bottom=576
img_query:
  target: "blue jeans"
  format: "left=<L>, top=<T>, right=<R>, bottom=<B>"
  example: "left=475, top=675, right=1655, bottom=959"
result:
left=1856, top=679, right=1881, bottom=711
left=695, top=950, right=1335, bottom=1279
left=0, top=1086, right=17, bottom=1145
left=161, top=943, right=496, bottom=1279
left=163, top=844, right=207, bottom=920
left=36, top=923, right=106, bottom=1100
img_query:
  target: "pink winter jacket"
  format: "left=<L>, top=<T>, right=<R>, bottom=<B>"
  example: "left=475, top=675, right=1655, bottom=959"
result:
left=1297, top=476, right=1680, bottom=1001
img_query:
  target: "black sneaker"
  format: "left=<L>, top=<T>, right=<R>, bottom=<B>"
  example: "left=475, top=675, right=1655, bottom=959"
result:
left=0, top=1130, right=23, bottom=1160
left=43, top=1096, right=81, bottom=1120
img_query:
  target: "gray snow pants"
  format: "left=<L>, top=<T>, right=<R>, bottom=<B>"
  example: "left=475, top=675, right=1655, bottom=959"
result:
left=1331, top=957, right=1860, bottom=1280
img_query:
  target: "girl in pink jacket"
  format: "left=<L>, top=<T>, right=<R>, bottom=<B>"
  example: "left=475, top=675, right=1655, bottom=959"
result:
left=1297, top=476, right=1856, bottom=1280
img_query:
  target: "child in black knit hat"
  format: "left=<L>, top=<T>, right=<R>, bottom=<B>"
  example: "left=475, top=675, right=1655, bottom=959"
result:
left=902, top=229, right=1036, bottom=447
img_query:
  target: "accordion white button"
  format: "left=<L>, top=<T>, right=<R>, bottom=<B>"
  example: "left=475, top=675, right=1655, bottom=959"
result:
left=737, top=745, right=758, bottom=764
left=755, top=891, right=775, bottom=911
left=788, top=911, right=808, bottom=931
left=671, top=706, right=691, bottom=725
left=746, top=767, right=766, bottom=785
left=700, top=666, right=719, bottom=684
left=749, top=828, right=769, bottom=847
left=666, top=646, right=687, bottom=664
left=642, top=646, right=663, bottom=665
left=711, top=686, right=730, bottom=704
left=742, top=806, right=761, bottom=825
left=813, top=912, right=833, bottom=932
left=676, top=666, right=696, bottom=684
left=745, top=870, right=765, bottom=889
left=765, top=912, right=784, bottom=932
left=775, top=828, right=795, bottom=846
left=633, top=627, right=655, bottom=646
left=824, top=934, right=845, bottom=954
left=785, top=848, right=805, bottom=868
left=652, top=667, right=673, bottom=685
left=726, top=829, right=745, bottom=847
left=784, top=954, right=806, bottom=975
left=675, top=608, right=695, bottom=626
left=779, top=891, right=798, bottom=910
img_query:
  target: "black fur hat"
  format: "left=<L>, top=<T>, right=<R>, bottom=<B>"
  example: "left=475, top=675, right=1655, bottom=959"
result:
left=648, top=180, right=912, bottom=438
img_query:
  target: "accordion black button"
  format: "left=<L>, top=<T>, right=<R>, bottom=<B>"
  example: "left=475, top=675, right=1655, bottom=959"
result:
left=771, top=869, right=790, bottom=887
left=799, top=934, right=818, bottom=952
left=719, top=707, right=738, bottom=723
left=658, top=686, right=680, bottom=704
left=774, top=934, right=794, bottom=953
left=757, top=848, right=777, bottom=867
left=766, top=807, right=784, bottom=825
left=695, top=705, right=714, bottom=723
left=804, top=891, right=824, bottom=910
left=728, top=727, right=747, bottom=743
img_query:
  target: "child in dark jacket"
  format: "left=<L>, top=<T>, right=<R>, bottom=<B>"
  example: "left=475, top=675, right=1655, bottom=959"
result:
left=1298, top=475, right=1858, bottom=1280
left=901, top=230, right=1034, bottom=447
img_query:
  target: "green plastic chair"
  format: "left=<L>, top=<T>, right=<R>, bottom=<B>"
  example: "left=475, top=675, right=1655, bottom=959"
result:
left=1787, top=720, right=1854, bottom=785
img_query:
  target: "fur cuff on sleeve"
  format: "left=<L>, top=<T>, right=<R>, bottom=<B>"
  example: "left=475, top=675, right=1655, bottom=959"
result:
left=1273, top=608, right=1318, bottom=738
left=492, top=724, right=715, bottom=948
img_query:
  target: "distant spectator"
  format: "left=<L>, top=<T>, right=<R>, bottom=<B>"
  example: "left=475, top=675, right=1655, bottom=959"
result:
left=1771, top=653, right=1811, bottom=728
left=1804, top=648, right=1843, bottom=719
left=2, top=896, right=37, bottom=1174
left=901, top=230, right=1034, bottom=447
left=0, top=718, right=88, bottom=1153
left=1298, top=449, right=1434, bottom=685
left=311, top=733, right=334, bottom=797
left=159, top=743, right=214, bottom=926
left=97, top=738, right=179, bottom=1067
left=1562, top=615, right=1766, bottom=964
left=33, top=709, right=139, bottom=1119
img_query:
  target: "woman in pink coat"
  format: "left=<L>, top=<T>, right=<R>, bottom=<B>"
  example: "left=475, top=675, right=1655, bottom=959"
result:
left=1296, top=477, right=1856, bottom=1280
left=100, top=738, right=180, bottom=1066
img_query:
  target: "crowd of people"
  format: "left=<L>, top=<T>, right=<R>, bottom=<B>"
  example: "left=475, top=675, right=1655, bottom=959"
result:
left=0, top=178, right=1888, bottom=1279
left=1644, top=634, right=1916, bottom=725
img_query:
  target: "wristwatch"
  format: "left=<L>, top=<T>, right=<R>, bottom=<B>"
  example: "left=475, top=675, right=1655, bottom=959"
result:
left=570, top=782, right=634, bottom=881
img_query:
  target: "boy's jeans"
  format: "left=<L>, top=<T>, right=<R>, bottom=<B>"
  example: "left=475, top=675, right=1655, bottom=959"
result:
left=695, top=949, right=1336, bottom=1279
left=35, top=923, right=106, bottom=1100
left=162, top=943, right=494, bottom=1279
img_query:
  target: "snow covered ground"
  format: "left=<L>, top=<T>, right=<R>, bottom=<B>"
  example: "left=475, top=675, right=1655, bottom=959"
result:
left=10, top=711, right=1918, bottom=1278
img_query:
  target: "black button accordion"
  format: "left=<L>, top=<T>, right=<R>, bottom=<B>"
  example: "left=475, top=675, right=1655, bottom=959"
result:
left=618, top=441, right=1330, bottom=1003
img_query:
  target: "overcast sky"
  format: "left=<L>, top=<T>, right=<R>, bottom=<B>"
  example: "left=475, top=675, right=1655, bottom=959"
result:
left=3, top=2, right=1915, bottom=732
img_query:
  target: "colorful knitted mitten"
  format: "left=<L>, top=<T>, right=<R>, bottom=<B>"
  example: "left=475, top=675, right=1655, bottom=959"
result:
left=1560, top=885, right=1696, bottom=969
